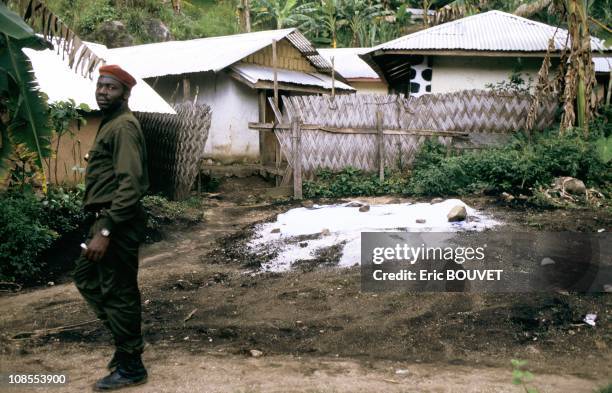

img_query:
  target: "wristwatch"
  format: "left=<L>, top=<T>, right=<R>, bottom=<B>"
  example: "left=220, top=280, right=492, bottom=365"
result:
left=100, top=228, right=111, bottom=237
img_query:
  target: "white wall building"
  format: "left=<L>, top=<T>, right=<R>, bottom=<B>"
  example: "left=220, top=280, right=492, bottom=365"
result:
left=107, top=29, right=353, bottom=165
left=361, top=11, right=610, bottom=96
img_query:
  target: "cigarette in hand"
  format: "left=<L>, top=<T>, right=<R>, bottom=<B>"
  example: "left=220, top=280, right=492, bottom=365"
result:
left=80, top=243, right=88, bottom=250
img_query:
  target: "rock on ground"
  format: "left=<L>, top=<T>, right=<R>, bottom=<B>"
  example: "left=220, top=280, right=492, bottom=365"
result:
left=302, top=200, right=314, bottom=209
left=92, top=20, right=134, bottom=48
left=447, top=205, right=467, bottom=222
left=554, top=177, right=587, bottom=194
left=146, top=19, right=172, bottom=42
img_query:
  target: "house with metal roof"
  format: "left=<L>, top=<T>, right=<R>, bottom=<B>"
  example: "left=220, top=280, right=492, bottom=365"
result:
left=360, top=10, right=611, bottom=97
left=317, top=48, right=388, bottom=94
left=24, top=41, right=174, bottom=114
left=23, top=41, right=176, bottom=184
left=106, top=28, right=354, bottom=166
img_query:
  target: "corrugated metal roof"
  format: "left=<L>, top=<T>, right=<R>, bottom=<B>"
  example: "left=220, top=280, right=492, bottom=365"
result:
left=231, top=63, right=354, bottom=90
left=23, top=42, right=175, bottom=114
left=317, top=48, right=380, bottom=80
left=594, top=57, right=611, bottom=73
left=107, top=29, right=332, bottom=79
left=366, top=10, right=610, bottom=53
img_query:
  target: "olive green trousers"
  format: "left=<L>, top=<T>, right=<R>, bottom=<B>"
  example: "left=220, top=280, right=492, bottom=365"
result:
left=73, top=214, right=145, bottom=354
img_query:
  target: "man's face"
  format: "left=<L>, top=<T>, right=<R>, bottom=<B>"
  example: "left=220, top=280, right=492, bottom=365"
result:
left=96, top=76, right=128, bottom=111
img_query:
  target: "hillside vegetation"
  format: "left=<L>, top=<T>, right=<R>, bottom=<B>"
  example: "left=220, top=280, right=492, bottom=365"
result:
left=39, top=1, right=612, bottom=48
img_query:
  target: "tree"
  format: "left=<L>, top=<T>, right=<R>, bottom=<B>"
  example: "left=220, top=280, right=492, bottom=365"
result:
left=514, top=0, right=553, bottom=18
left=424, top=0, right=558, bottom=26
left=1, top=0, right=105, bottom=190
left=238, top=0, right=252, bottom=32
left=251, top=0, right=308, bottom=29
left=343, top=0, right=388, bottom=47
left=560, top=0, right=596, bottom=132
left=0, top=1, right=52, bottom=190
left=293, top=0, right=348, bottom=48
left=428, top=0, right=483, bottom=26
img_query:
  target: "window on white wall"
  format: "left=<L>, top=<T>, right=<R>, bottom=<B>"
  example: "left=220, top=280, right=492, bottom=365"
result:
left=388, top=56, right=433, bottom=97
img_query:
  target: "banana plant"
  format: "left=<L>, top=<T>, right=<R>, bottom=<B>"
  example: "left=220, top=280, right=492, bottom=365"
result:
left=343, top=0, right=388, bottom=47
left=251, top=0, right=307, bottom=29
left=427, top=0, right=554, bottom=26
left=0, top=1, right=52, bottom=190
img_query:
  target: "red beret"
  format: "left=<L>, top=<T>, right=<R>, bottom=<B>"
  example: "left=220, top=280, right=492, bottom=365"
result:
left=99, top=64, right=137, bottom=89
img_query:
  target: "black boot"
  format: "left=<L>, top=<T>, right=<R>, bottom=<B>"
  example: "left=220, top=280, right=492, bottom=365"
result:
left=94, top=352, right=147, bottom=391
left=106, top=351, right=119, bottom=371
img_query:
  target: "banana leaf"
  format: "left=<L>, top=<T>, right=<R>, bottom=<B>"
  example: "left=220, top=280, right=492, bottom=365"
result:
left=0, top=1, right=52, bottom=189
left=0, top=0, right=37, bottom=40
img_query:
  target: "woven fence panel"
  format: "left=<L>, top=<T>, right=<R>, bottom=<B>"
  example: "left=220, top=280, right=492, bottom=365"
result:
left=283, top=90, right=558, bottom=132
left=277, top=130, right=375, bottom=173
left=276, top=129, right=452, bottom=174
left=135, top=103, right=211, bottom=200
left=278, top=90, right=557, bottom=176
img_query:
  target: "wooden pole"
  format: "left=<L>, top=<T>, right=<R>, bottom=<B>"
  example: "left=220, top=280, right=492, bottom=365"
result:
left=272, top=39, right=280, bottom=185
left=182, top=77, right=190, bottom=101
left=192, top=85, right=199, bottom=105
left=275, top=138, right=281, bottom=186
left=292, top=120, right=302, bottom=199
left=376, top=109, right=384, bottom=182
left=606, top=69, right=612, bottom=106
left=258, top=90, right=267, bottom=165
left=272, top=39, right=278, bottom=110
left=331, top=56, right=335, bottom=99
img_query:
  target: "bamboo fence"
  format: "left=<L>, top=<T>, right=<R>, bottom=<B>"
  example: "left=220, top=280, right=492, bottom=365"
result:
left=262, top=90, right=558, bottom=198
left=136, top=103, right=211, bottom=200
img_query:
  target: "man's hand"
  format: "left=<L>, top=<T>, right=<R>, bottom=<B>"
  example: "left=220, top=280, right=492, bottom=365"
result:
left=84, top=233, right=110, bottom=262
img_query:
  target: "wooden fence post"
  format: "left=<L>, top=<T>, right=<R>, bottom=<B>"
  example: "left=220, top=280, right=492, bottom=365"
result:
left=272, top=39, right=281, bottom=186
left=197, top=164, right=201, bottom=196
left=376, top=109, right=384, bottom=182
left=272, top=39, right=278, bottom=109
left=292, top=120, right=302, bottom=199
left=182, top=77, right=190, bottom=101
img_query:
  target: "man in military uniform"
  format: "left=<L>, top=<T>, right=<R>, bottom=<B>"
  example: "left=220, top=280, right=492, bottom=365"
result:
left=73, top=64, right=149, bottom=391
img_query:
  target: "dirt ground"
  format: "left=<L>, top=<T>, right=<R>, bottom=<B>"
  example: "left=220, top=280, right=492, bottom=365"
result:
left=1, top=177, right=611, bottom=393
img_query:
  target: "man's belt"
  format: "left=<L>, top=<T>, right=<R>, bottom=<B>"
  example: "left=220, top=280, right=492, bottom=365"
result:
left=84, top=202, right=112, bottom=215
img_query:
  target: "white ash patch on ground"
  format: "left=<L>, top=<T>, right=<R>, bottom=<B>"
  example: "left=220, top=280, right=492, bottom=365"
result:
left=248, top=199, right=501, bottom=272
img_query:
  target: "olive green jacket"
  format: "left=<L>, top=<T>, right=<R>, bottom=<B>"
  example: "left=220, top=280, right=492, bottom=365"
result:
left=83, top=103, right=149, bottom=231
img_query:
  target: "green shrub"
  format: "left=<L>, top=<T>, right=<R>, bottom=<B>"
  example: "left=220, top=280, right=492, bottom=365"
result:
left=0, top=186, right=86, bottom=283
left=303, top=167, right=410, bottom=198
left=76, top=0, right=118, bottom=35
left=595, top=383, right=612, bottom=393
left=48, top=0, right=239, bottom=43
left=407, top=128, right=612, bottom=196
left=410, top=138, right=448, bottom=172
left=0, top=192, right=58, bottom=282
left=0, top=186, right=207, bottom=283
left=40, top=186, right=86, bottom=236
left=122, top=8, right=149, bottom=42
left=142, top=194, right=189, bottom=221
